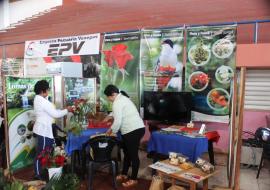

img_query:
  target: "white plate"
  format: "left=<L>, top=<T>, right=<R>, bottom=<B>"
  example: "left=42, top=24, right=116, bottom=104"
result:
left=215, top=65, right=234, bottom=84
left=212, top=39, right=234, bottom=59
left=188, top=71, right=209, bottom=92
left=188, top=45, right=211, bottom=66
left=206, top=88, right=230, bottom=111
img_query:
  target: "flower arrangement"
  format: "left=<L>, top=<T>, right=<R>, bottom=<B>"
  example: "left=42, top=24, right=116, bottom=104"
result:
left=65, top=98, right=96, bottom=135
left=37, top=146, right=66, bottom=169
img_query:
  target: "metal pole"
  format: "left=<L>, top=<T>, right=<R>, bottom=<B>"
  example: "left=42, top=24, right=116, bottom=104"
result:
left=254, top=22, right=259, bottom=43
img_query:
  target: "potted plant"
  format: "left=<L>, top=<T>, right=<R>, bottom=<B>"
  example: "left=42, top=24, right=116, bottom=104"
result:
left=37, top=146, right=66, bottom=180
left=65, top=98, right=96, bottom=135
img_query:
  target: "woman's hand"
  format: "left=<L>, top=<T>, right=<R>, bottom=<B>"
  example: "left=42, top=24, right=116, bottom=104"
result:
left=106, top=128, right=113, bottom=136
left=66, top=106, right=73, bottom=112
left=103, top=116, right=113, bottom=123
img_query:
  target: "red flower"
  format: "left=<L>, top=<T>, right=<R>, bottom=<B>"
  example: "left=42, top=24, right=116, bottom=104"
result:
left=38, top=146, right=66, bottom=168
left=54, top=155, right=65, bottom=167
left=103, top=50, right=114, bottom=67
left=102, top=44, right=134, bottom=69
left=40, top=157, right=48, bottom=167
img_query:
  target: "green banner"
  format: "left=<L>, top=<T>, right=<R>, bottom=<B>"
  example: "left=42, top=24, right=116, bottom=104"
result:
left=140, top=28, right=184, bottom=92
left=185, top=25, right=237, bottom=123
left=100, top=32, right=140, bottom=111
left=6, top=76, right=53, bottom=171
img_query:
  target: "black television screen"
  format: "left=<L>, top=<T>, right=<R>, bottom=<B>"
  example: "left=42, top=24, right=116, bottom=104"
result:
left=143, top=91, right=192, bottom=123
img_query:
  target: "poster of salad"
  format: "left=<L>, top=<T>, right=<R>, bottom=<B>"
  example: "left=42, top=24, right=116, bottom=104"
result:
left=5, top=76, right=53, bottom=171
left=185, top=25, right=237, bottom=123
left=100, top=32, right=140, bottom=111
left=64, top=77, right=96, bottom=106
left=140, top=28, right=184, bottom=93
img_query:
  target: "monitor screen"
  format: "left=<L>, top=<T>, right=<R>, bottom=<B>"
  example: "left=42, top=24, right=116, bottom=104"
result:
left=143, top=91, right=192, bottom=123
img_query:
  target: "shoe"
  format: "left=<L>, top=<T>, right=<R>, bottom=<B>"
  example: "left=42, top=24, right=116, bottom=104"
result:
left=122, top=179, right=138, bottom=187
left=33, top=175, right=42, bottom=180
left=116, top=174, right=128, bottom=182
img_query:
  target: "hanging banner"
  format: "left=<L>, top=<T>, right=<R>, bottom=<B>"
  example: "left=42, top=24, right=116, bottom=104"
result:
left=64, top=77, right=96, bottom=106
left=140, top=28, right=184, bottom=92
left=185, top=25, right=237, bottom=123
left=24, top=34, right=100, bottom=79
left=100, top=32, right=140, bottom=111
left=6, top=76, right=53, bottom=171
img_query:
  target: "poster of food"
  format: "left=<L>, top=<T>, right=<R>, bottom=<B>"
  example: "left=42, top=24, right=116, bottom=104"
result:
left=185, top=25, right=237, bottom=123
left=6, top=76, right=53, bottom=171
left=64, top=77, right=96, bottom=106
left=140, top=28, right=184, bottom=92
left=100, top=32, right=140, bottom=111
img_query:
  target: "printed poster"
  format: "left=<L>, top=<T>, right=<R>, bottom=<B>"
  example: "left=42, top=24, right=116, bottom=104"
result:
left=24, top=34, right=100, bottom=80
left=185, top=25, right=237, bottom=123
left=140, top=28, right=184, bottom=92
left=64, top=77, right=96, bottom=106
left=6, top=76, right=53, bottom=171
left=100, top=32, right=140, bottom=111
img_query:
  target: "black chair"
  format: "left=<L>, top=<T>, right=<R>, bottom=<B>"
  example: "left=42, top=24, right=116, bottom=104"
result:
left=255, top=127, right=270, bottom=178
left=83, top=135, right=119, bottom=190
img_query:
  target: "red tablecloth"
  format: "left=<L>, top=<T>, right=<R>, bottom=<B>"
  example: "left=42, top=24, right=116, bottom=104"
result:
left=88, top=121, right=110, bottom=128
left=180, top=127, right=220, bottom=143
left=204, top=131, right=220, bottom=143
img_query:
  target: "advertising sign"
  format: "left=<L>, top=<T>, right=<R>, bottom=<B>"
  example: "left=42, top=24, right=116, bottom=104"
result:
left=24, top=34, right=100, bottom=78
left=64, top=77, right=96, bottom=106
left=140, top=28, right=184, bottom=92
left=100, top=32, right=141, bottom=111
left=6, top=76, right=53, bottom=171
left=185, top=25, right=237, bottom=123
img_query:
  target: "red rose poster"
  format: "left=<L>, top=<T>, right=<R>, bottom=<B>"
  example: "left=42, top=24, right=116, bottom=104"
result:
left=100, top=32, right=140, bottom=111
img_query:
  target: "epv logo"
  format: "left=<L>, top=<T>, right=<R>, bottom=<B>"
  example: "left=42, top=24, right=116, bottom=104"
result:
left=47, top=41, right=85, bottom=56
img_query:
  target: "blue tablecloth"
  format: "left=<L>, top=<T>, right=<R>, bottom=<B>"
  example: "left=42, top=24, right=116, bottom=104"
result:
left=65, top=128, right=108, bottom=156
left=148, top=131, right=208, bottom=162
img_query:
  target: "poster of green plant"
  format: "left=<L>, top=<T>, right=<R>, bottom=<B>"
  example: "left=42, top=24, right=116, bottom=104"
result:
left=140, top=28, right=184, bottom=92
left=64, top=77, right=96, bottom=106
left=100, top=32, right=140, bottom=111
left=6, top=76, right=53, bottom=171
left=185, top=25, right=237, bottom=123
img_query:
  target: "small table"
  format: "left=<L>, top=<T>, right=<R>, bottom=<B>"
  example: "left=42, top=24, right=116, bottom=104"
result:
left=153, top=159, right=217, bottom=190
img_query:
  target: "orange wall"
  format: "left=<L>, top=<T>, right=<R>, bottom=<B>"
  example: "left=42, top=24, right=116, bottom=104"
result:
left=237, top=43, right=270, bottom=67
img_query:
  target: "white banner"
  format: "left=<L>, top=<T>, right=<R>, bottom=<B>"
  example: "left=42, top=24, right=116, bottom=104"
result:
left=24, top=33, right=100, bottom=58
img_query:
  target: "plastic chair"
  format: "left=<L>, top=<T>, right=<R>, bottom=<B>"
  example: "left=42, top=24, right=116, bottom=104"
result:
left=255, top=127, right=270, bottom=178
left=83, top=135, right=118, bottom=190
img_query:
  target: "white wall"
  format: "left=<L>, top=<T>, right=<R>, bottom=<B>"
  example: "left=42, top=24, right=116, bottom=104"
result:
left=0, top=0, right=9, bottom=30
left=0, top=0, right=62, bottom=30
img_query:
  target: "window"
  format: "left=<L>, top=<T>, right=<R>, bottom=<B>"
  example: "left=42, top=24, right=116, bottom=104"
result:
left=244, top=69, right=270, bottom=110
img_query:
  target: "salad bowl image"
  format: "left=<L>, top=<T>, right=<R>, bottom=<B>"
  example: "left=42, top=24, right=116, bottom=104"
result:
left=212, top=39, right=234, bottom=59
left=188, top=71, right=209, bottom=92
left=207, top=88, right=230, bottom=110
left=188, top=44, right=211, bottom=66
left=215, top=65, right=234, bottom=84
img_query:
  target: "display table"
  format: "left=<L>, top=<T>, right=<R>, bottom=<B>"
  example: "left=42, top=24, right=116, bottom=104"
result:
left=151, top=159, right=218, bottom=190
left=148, top=131, right=208, bottom=163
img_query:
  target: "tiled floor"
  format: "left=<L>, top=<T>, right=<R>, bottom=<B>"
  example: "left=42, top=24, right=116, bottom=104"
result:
left=13, top=150, right=270, bottom=190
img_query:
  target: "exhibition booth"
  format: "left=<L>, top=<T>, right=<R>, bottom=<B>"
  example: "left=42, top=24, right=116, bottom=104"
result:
left=0, top=20, right=270, bottom=190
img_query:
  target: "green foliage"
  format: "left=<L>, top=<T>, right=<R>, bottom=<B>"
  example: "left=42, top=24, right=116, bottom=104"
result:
left=0, top=168, right=26, bottom=190
left=44, top=173, right=80, bottom=190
